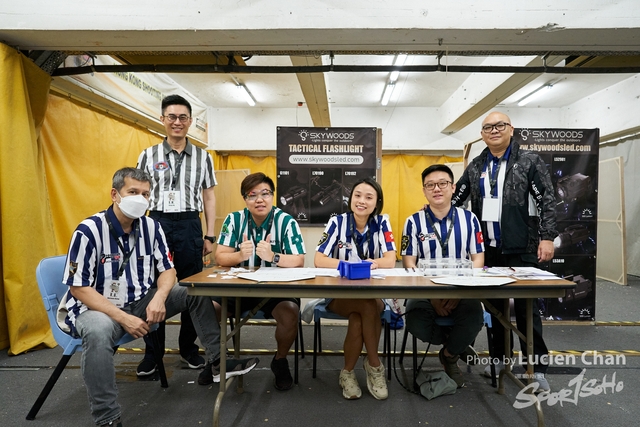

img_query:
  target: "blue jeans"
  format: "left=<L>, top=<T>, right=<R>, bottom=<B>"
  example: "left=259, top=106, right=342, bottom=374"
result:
left=75, top=285, right=219, bottom=425
left=405, top=298, right=483, bottom=356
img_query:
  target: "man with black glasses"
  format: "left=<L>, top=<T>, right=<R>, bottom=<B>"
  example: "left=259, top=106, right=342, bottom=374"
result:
left=452, top=111, right=558, bottom=392
left=135, top=94, right=217, bottom=376
left=212, top=172, right=306, bottom=391
left=401, top=164, right=485, bottom=387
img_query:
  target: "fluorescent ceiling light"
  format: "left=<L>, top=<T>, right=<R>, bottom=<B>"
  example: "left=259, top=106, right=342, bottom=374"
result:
left=381, top=54, right=408, bottom=105
left=381, top=82, right=395, bottom=106
left=238, top=83, right=256, bottom=106
left=517, top=83, right=554, bottom=107
left=230, top=75, right=256, bottom=106
left=389, top=54, right=408, bottom=83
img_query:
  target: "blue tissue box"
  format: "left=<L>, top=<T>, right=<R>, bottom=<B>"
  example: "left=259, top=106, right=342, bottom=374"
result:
left=337, top=260, right=372, bottom=280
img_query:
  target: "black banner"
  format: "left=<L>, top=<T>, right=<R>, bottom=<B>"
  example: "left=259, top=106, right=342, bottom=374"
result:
left=513, top=128, right=599, bottom=321
left=276, top=127, right=378, bottom=225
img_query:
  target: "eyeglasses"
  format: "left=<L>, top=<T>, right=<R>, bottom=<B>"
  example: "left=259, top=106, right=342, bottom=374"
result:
left=162, top=114, right=191, bottom=123
left=423, top=181, right=452, bottom=191
left=481, top=122, right=511, bottom=133
left=244, top=190, right=274, bottom=201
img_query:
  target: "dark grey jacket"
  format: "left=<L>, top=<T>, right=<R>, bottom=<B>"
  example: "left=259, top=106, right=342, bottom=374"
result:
left=452, top=140, right=558, bottom=255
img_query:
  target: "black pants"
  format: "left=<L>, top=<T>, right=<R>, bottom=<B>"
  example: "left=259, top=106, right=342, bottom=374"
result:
left=144, top=212, right=204, bottom=359
left=485, top=246, right=549, bottom=373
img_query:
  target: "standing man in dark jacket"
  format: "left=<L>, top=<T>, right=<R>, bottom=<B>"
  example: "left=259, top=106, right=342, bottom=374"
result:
left=452, top=111, right=558, bottom=392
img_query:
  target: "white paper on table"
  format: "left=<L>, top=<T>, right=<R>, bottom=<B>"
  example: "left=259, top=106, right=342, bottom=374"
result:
left=236, top=267, right=316, bottom=282
left=313, top=268, right=341, bottom=277
left=511, top=274, right=562, bottom=281
left=473, top=267, right=510, bottom=277
left=372, top=268, right=423, bottom=277
left=431, top=276, right=515, bottom=286
left=510, top=267, right=557, bottom=276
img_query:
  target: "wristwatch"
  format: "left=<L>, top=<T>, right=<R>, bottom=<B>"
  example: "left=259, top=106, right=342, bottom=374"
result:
left=204, top=235, right=216, bottom=244
left=272, top=253, right=281, bottom=265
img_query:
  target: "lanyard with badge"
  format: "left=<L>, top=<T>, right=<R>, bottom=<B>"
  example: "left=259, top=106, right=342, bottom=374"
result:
left=349, top=213, right=373, bottom=260
left=246, top=207, right=275, bottom=266
left=163, top=149, right=186, bottom=213
left=424, top=207, right=456, bottom=257
left=481, top=155, right=503, bottom=222
left=104, top=215, right=140, bottom=307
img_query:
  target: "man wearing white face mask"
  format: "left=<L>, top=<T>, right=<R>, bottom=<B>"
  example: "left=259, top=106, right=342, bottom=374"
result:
left=61, top=168, right=228, bottom=427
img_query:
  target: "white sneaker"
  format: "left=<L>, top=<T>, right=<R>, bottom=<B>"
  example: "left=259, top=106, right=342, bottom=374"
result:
left=339, top=369, right=362, bottom=400
left=533, top=373, right=550, bottom=393
left=484, top=362, right=505, bottom=378
left=363, top=358, right=388, bottom=400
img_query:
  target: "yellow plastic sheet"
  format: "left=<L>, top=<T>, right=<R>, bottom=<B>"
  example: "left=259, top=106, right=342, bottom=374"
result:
left=41, top=94, right=160, bottom=255
left=0, top=44, right=56, bottom=354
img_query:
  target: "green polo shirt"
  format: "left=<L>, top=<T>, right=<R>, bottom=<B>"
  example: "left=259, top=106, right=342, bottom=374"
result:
left=217, top=207, right=306, bottom=267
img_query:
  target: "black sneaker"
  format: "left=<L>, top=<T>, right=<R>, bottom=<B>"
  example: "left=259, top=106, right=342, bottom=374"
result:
left=180, top=352, right=205, bottom=369
left=136, top=359, right=157, bottom=377
left=99, top=417, right=122, bottom=427
left=198, top=362, right=214, bottom=385
left=198, top=357, right=260, bottom=385
left=270, top=356, right=293, bottom=391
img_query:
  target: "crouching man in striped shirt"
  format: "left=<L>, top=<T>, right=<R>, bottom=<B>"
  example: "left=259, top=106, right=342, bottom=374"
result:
left=62, top=168, right=246, bottom=427
left=401, top=164, right=485, bottom=388
left=210, top=172, right=306, bottom=391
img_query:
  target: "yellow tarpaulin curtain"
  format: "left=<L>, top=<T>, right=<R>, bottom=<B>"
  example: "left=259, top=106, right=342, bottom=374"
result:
left=0, top=44, right=57, bottom=353
left=41, top=93, right=161, bottom=255
left=381, top=154, right=462, bottom=248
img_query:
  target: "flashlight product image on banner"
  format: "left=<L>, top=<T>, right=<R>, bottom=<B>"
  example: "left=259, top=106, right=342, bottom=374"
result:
left=556, top=173, right=591, bottom=202
left=280, top=185, right=308, bottom=219
left=311, top=180, right=343, bottom=206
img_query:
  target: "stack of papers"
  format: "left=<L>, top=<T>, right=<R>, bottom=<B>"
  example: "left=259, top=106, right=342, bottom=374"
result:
left=236, top=268, right=316, bottom=282
left=431, top=276, right=515, bottom=286
left=474, top=267, right=559, bottom=280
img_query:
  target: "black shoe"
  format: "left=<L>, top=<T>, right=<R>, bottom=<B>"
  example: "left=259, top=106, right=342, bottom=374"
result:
left=180, top=352, right=205, bottom=369
left=136, top=359, right=157, bottom=377
left=270, top=356, right=293, bottom=391
left=198, top=362, right=214, bottom=385
left=198, top=357, right=260, bottom=385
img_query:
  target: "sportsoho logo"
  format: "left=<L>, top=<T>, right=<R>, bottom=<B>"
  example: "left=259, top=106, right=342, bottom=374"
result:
left=298, top=129, right=356, bottom=142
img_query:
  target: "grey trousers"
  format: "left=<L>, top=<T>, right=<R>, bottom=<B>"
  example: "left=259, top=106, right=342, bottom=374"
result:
left=74, top=285, right=219, bottom=425
left=405, top=298, right=484, bottom=356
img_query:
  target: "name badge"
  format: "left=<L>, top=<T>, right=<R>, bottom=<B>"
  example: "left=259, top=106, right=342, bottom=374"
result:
left=482, top=197, right=501, bottom=222
left=105, top=280, right=126, bottom=308
left=163, top=190, right=181, bottom=213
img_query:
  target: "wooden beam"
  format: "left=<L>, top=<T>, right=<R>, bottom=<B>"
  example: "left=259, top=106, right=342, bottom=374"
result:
left=290, top=55, right=331, bottom=127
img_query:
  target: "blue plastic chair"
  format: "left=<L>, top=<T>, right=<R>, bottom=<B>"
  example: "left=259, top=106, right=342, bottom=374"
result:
left=26, top=255, right=167, bottom=421
left=312, top=299, right=392, bottom=380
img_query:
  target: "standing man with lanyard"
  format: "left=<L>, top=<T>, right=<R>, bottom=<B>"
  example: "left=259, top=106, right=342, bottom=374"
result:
left=452, top=111, right=558, bottom=392
left=401, top=164, right=485, bottom=387
left=135, top=94, right=216, bottom=376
